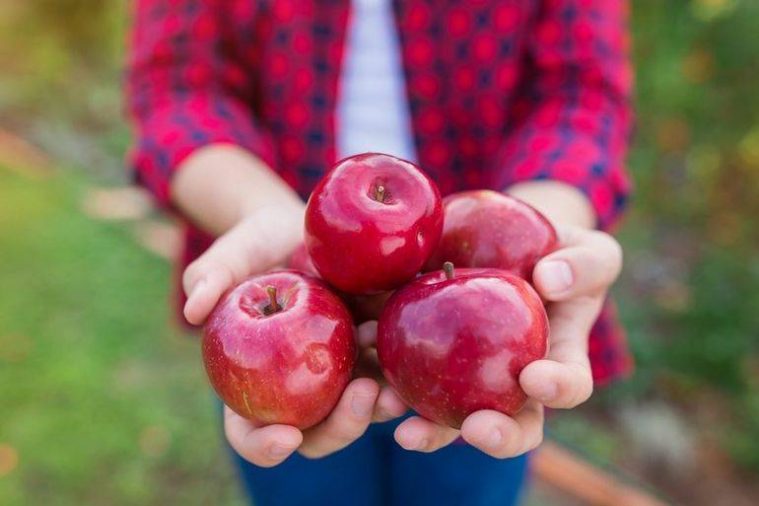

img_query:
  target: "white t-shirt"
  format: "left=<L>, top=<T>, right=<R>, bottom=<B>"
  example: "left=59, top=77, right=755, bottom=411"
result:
left=336, top=0, right=417, bottom=163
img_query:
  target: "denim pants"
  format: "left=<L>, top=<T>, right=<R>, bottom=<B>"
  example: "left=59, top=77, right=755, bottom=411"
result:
left=227, top=414, right=529, bottom=506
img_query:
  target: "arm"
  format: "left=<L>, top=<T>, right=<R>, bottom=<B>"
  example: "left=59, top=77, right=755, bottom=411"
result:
left=174, top=149, right=407, bottom=468
left=493, top=0, right=633, bottom=231
left=171, top=145, right=302, bottom=237
left=171, top=145, right=303, bottom=323
left=392, top=184, right=623, bottom=457
left=126, top=1, right=406, bottom=466
left=392, top=0, right=631, bottom=456
left=126, top=0, right=304, bottom=311
left=126, top=0, right=276, bottom=209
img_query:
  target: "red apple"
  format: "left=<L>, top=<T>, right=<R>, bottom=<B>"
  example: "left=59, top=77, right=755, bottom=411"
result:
left=288, top=242, right=391, bottom=323
left=425, top=191, right=558, bottom=282
left=377, top=263, right=548, bottom=428
left=202, top=270, right=356, bottom=430
left=305, top=153, right=443, bottom=294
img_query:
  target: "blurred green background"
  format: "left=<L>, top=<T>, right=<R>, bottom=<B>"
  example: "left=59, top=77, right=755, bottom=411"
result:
left=1, top=0, right=758, bottom=504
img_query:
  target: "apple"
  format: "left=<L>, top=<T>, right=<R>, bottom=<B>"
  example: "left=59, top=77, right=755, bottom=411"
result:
left=202, top=270, right=356, bottom=430
left=425, top=190, right=557, bottom=282
left=288, top=242, right=391, bottom=323
left=377, top=263, right=548, bottom=428
left=305, top=153, right=443, bottom=294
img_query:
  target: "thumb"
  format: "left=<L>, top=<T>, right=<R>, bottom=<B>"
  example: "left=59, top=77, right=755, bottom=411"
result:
left=182, top=220, right=291, bottom=325
left=533, top=228, right=622, bottom=301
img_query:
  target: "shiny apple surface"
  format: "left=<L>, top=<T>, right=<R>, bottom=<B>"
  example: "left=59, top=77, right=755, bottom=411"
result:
left=377, top=267, right=548, bottom=428
left=305, top=153, right=443, bottom=294
left=425, top=190, right=557, bottom=281
left=203, top=271, right=356, bottom=430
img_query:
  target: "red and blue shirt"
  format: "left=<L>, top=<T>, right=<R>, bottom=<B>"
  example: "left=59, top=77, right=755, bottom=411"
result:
left=126, top=0, right=634, bottom=384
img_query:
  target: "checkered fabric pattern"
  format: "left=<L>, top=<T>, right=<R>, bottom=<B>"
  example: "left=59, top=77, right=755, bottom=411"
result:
left=126, top=0, right=634, bottom=384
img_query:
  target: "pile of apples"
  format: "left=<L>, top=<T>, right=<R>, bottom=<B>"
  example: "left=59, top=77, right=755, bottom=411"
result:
left=203, top=153, right=557, bottom=430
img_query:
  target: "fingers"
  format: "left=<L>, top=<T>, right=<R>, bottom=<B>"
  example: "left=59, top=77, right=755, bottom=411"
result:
left=183, top=260, right=237, bottom=325
left=354, top=321, right=389, bottom=382
left=460, top=401, right=544, bottom=459
left=520, top=358, right=593, bottom=409
left=298, top=378, right=380, bottom=459
left=224, top=406, right=303, bottom=467
left=182, top=228, right=255, bottom=324
left=228, top=380, right=407, bottom=465
left=520, top=298, right=599, bottom=408
left=533, top=228, right=622, bottom=301
left=526, top=225, right=619, bottom=409
left=356, top=320, right=378, bottom=349
left=182, top=217, right=295, bottom=325
left=182, top=225, right=253, bottom=295
left=373, top=386, right=408, bottom=422
left=394, top=416, right=460, bottom=453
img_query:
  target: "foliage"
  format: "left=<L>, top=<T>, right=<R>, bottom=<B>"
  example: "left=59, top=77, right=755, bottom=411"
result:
left=611, top=0, right=759, bottom=471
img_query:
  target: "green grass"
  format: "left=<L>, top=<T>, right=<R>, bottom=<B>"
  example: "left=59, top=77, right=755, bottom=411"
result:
left=0, top=169, right=245, bottom=506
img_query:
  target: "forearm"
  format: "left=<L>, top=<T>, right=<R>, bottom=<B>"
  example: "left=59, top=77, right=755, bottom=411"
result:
left=170, top=144, right=305, bottom=237
left=506, top=181, right=597, bottom=230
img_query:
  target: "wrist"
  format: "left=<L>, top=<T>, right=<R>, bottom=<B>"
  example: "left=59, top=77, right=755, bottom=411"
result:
left=505, top=181, right=597, bottom=229
left=238, top=186, right=305, bottom=227
left=171, top=144, right=304, bottom=236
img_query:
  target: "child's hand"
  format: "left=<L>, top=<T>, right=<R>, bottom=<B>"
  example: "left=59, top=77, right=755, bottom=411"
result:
left=224, top=321, right=407, bottom=467
left=181, top=214, right=407, bottom=465
left=181, top=207, right=303, bottom=325
left=391, top=223, right=622, bottom=458
left=225, top=381, right=406, bottom=466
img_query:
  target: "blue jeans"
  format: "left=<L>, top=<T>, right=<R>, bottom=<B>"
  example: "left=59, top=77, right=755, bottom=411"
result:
left=228, top=417, right=529, bottom=506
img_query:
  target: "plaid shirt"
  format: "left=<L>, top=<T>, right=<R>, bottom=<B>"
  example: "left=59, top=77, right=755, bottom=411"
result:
left=126, top=0, right=634, bottom=384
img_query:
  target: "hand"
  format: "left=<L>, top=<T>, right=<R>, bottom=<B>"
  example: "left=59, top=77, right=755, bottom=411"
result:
left=225, top=321, right=408, bottom=466
left=392, top=223, right=622, bottom=458
left=173, top=146, right=404, bottom=465
left=182, top=206, right=303, bottom=325
left=183, top=215, right=407, bottom=465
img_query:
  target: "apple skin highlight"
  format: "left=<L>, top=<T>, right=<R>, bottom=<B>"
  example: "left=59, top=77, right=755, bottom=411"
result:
left=377, top=266, right=549, bottom=429
left=305, top=153, right=443, bottom=295
left=203, top=271, right=356, bottom=430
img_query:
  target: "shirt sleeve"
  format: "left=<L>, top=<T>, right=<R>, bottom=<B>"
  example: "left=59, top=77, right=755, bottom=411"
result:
left=493, top=0, right=634, bottom=230
left=125, top=0, right=275, bottom=207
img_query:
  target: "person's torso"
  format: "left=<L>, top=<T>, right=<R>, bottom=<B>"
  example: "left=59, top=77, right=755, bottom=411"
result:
left=336, top=0, right=417, bottom=163
left=180, top=1, right=633, bottom=386
left=227, top=0, right=539, bottom=199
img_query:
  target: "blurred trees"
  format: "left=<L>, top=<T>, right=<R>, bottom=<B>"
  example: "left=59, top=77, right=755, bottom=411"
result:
left=617, top=0, right=759, bottom=471
left=0, top=0, right=125, bottom=127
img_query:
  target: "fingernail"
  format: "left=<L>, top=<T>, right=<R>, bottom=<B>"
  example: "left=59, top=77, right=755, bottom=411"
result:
left=534, top=382, right=558, bottom=403
left=269, top=443, right=294, bottom=459
left=488, top=428, right=503, bottom=448
left=539, top=261, right=573, bottom=294
left=351, top=392, right=374, bottom=417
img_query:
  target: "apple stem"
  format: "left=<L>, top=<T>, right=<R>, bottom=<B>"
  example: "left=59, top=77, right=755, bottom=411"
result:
left=265, top=286, right=281, bottom=314
left=443, top=261, right=454, bottom=280
left=374, top=184, right=386, bottom=203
